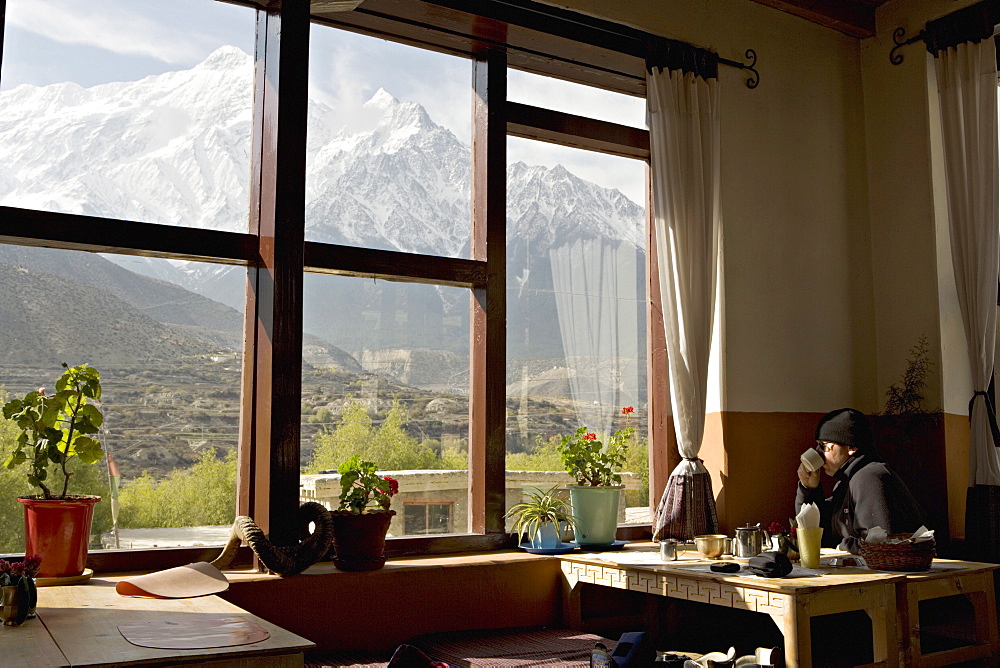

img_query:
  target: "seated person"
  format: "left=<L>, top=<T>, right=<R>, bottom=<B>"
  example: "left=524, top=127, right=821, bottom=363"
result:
left=795, top=408, right=927, bottom=555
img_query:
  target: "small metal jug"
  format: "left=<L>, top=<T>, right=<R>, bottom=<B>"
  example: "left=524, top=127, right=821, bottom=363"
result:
left=733, top=523, right=770, bottom=559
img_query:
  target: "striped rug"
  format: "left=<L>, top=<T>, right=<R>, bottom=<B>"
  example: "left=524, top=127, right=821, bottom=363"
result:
left=304, top=627, right=618, bottom=667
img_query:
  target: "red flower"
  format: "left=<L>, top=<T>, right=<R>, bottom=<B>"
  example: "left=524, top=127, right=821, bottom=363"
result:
left=768, top=521, right=783, bottom=535
left=621, top=406, right=634, bottom=414
left=22, top=555, right=42, bottom=577
left=583, top=432, right=597, bottom=441
left=383, top=476, right=399, bottom=496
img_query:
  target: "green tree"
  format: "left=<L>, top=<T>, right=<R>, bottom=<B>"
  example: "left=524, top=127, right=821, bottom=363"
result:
left=506, top=435, right=563, bottom=471
left=307, top=399, right=438, bottom=472
left=117, top=449, right=237, bottom=528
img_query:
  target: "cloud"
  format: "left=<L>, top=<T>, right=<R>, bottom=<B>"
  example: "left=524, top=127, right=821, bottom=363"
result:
left=7, top=0, right=249, bottom=65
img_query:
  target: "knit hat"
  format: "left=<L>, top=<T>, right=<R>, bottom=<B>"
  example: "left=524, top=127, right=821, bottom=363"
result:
left=815, top=408, right=874, bottom=453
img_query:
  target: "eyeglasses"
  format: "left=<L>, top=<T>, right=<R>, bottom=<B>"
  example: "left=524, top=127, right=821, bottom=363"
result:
left=815, top=441, right=839, bottom=453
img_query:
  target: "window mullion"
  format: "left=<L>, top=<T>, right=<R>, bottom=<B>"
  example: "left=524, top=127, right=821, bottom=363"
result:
left=238, top=0, right=310, bottom=552
left=469, top=49, right=507, bottom=534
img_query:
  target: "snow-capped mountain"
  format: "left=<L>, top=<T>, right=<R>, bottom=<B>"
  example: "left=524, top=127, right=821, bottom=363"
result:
left=0, top=46, right=645, bottom=395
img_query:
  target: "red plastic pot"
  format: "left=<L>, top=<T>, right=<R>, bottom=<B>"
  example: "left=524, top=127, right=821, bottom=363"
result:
left=19, top=496, right=100, bottom=578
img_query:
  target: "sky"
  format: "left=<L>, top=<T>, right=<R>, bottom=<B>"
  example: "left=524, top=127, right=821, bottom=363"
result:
left=1, top=0, right=646, bottom=204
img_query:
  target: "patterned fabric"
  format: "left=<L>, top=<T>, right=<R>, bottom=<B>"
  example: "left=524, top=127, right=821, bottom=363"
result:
left=411, top=627, right=617, bottom=667
left=304, top=650, right=391, bottom=667
left=652, top=469, right=719, bottom=541
left=965, top=484, right=1000, bottom=563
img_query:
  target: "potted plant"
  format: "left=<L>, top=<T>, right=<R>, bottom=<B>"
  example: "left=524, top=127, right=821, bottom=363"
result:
left=505, top=485, right=578, bottom=549
left=0, top=556, right=41, bottom=626
left=2, top=363, right=104, bottom=578
left=557, top=406, right=634, bottom=546
left=768, top=520, right=799, bottom=560
left=329, top=455, right=399, bottom=571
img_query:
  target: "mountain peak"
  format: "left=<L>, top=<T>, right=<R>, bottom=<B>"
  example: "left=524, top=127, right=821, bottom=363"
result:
left=196, top=45, right=252, bottom=71
left=365, top=88, right=399, bottom=108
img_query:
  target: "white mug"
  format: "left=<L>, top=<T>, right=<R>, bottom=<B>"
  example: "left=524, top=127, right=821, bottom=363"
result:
left=800, top=447, right=824, bottom=473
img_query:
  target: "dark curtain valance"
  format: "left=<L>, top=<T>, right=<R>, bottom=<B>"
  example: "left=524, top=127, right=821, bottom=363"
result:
left=645, top=37, right=718, bottom=80
left=925, top=0, right=1000, bottom=56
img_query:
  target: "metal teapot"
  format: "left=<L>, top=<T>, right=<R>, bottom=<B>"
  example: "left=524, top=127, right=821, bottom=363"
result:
left=733, top=523, right=770, bottom=559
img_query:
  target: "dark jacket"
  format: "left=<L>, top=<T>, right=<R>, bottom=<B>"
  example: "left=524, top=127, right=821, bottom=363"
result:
left=794, top=453, right=927, bottom=555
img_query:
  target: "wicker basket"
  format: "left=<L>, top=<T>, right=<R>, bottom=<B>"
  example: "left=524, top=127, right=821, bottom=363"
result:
left=859, top=533, right=935, bottom=571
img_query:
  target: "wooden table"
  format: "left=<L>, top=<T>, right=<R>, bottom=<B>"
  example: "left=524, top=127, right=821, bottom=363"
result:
left=896, top=559, right=999, bottom=666
left=559, top=545, right=905, bottom=668
left=3, top=577, right=314, bottom=667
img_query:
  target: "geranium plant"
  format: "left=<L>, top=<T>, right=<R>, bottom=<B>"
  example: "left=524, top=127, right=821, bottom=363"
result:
left=558, top=406, right=635, bottom=487
left=337, top=455, right=399, bottom=513
left=2, top=363, right=104, bottom=499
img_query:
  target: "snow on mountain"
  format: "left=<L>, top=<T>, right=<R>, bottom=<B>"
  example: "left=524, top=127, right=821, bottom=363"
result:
left=0, top=46, right=641, bottom=254
left=0, top=47, right=646, bottom=386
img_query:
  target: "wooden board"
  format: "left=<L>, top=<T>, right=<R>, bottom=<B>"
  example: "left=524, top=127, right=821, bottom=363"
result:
left=0, top=613, right=69, bottom=666
left=34, top=578, right=313, bottom=667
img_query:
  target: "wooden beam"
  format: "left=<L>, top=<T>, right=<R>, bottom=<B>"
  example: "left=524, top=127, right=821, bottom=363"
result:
left=239, top=0, right=310, bottom=552
left=507, top=102, right=649, bottom=160
left=469, top=49, right=507, bottom=535
left=313, top=0, right=647, bottom=96
left=749, top=0, right=877, bottom=39
left=0, top=207, right=254, bottom=264
left=304, top=242, right=486, bottom=288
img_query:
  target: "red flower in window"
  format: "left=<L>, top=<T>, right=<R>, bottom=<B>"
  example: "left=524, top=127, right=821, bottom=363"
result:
left=383, top=476, right=399, bottom=497
left=621, top=406, right=634, bottom=415
left=583, top=432, right=598, bottom=441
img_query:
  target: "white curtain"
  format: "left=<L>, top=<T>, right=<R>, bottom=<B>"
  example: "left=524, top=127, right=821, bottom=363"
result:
left=935, top=39, right=1000, bottom=487
left=550, top=238, right=642, bottom=436
left=647, top=64, right=721, bottom=539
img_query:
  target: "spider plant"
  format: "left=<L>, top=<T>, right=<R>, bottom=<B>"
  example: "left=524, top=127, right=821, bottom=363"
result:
left=505, top=485, right=578, bottom=547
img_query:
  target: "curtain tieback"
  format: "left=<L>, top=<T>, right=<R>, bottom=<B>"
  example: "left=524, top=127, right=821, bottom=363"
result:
left=969, top=390, right=1000, bottom=447
left=682, top=457, right=703, bottom=462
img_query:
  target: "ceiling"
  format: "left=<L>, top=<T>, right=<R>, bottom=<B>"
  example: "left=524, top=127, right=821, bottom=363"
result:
left=749, top=0, right=892, bottom=39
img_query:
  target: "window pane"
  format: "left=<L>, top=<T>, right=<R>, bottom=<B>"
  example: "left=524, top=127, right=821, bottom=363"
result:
left=508, top=69, right=646, bottom=129
left=299, top=275, right=470, bottom=537
left=306, top=27, right=471, bottom=257
left=505, top=138, right=649, bottom=527
left=0, top=0, right=255, bottom=232
left=0, top=247, right=243, bottom=552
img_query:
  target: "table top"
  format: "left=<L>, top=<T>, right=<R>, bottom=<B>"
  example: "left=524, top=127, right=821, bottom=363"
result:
left=28, top=576, right=314, bottom=667
left=558, top=542, right=998, bottom=596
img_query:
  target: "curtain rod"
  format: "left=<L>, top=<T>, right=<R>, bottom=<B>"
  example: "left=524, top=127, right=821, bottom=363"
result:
left=890, top=0, right=1000, bottom=65
left=718, top=50, right=760, bottom=89
left=422, top=0, right=759, bottom=88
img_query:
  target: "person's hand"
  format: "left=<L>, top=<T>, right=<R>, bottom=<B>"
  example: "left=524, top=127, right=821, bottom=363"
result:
left=797, top=462, right=820, bottom=489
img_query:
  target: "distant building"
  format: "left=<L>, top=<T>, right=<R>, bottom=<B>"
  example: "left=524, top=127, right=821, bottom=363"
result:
left=300, top=469, right=644, bottom=537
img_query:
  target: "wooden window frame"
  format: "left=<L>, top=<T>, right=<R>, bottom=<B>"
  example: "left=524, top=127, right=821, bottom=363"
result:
left=0, top=0, right=667, bottom=572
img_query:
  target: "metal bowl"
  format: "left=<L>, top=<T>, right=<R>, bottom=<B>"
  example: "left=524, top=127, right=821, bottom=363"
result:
left=694, top=534, right=728, bottom=559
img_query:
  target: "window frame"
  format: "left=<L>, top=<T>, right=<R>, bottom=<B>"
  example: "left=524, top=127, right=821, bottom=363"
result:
left=0, top=0, right=671, bottom=572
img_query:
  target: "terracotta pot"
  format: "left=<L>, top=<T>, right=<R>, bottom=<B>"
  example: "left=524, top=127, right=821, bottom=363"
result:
left=329, top=510, right=395, bottom=572
left=19, top=496, right=100, bottom=578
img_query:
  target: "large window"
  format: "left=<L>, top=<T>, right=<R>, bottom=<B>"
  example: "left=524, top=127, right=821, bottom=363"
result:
left=0, top=0, right=659, bottom=568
